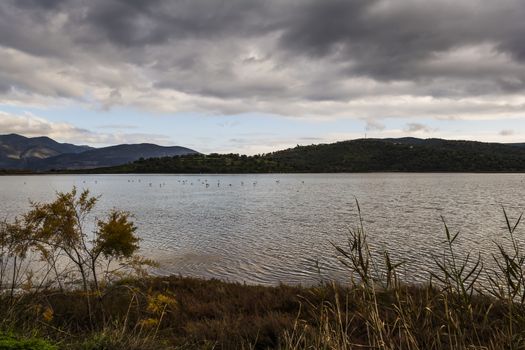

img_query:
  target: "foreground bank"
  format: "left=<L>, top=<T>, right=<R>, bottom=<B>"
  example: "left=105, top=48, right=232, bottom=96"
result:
left=1, top=274, right=521, bottom=350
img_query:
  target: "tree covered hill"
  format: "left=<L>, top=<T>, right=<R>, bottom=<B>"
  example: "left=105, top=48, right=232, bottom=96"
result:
left=84, top=138, right=525, bottom=173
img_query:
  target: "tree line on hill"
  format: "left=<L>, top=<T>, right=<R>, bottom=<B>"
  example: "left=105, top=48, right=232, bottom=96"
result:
left=82, top=138, right=525, bottom=173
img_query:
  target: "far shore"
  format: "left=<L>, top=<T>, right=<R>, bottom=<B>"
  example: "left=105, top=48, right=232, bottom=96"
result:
left=4, top=169, right=525, bottom=175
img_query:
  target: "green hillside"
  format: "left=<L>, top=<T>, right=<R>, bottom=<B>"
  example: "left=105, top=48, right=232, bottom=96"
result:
left=82, top=138, right=525, bottom=173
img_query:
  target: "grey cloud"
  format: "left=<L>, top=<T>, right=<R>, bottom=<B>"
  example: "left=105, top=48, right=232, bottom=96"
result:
left=280, top=1, right=525, bottom=84
left=0, top=112, right=172, bottom=145
left=365, top=120, right=385, bottom=131
left=279, top=0, right=373, bottom=57
left=13, top=0, right=67, bottom=10
left=100, top=89, right=123, bottom=111
left=0, top=81, right=11, bottom=93
left=404, top=123, right=436, bottom=133
left=1, top=0, right=525, bottom=119
left=499, top=129, right=515, bottom=136
left=0, top=112, right=92, bottom=138
left=81, top=0, right=274, bottom=48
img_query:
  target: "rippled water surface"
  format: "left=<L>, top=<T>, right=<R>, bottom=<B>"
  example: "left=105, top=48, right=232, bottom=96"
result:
left=1, top=174, right=524, bottom=285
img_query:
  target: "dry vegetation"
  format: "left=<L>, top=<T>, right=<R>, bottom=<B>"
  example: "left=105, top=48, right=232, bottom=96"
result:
left=2, top=191, right=525, bottom=349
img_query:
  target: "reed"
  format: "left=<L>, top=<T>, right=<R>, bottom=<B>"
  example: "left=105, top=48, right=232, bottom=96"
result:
left=281, top=203, right=525, bottom=350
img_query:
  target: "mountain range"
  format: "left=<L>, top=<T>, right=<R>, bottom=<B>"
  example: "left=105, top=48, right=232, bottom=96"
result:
left=0, top=134, right=198, bottom=171
left=92, top=137, right=525, bottom=173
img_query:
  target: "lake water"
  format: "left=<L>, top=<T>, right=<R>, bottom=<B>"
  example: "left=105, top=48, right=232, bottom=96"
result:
left=1, top=173, right=524, bottom=286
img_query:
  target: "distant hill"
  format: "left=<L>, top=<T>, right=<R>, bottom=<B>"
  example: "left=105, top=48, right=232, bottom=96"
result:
left=0, top=134, right=198, bottom=171
left=91, top=138, right=525, bottom=173
left=0, top=134, right=92, bottom=169
left=37, top=143, right=199, bottom=170
left=264, top=138, right=525, bottom=172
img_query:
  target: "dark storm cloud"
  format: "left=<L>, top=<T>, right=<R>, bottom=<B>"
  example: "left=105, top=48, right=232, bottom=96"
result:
left=81, top=0, right=275, bottom=47
left=279, top=0, right=373, bottom=57
left=13, top=0, right=67, bottom=9
left=1, top=0, right=525, bottom=115
left=278, top=0, right=525, bottom=81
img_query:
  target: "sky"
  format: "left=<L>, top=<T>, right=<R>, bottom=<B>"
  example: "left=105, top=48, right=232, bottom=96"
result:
left=0, top=0, right=524, bottom=154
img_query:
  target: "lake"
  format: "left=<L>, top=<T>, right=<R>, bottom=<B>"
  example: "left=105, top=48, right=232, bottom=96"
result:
left=1, top=173, right=524, bottom=286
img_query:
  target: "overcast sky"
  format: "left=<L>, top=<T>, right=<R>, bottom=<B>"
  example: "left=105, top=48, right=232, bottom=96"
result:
left=0, top=0, right=524, bottom=153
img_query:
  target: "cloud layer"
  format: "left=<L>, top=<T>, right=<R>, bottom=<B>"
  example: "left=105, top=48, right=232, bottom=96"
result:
left=1, top=0, right=525, bottom=125
left=0, top=111, right=172, bottom=145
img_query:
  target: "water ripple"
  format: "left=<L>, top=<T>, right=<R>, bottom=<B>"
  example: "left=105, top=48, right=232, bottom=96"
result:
left=1, top=173, right=525, bottom=286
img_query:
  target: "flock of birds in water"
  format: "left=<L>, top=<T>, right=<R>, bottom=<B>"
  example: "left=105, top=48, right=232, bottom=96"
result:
left=22, top=178, right=306, bottom=192
left=17, top=178, right=312, bottom=190
left=80, top=178, right=305, bottom=188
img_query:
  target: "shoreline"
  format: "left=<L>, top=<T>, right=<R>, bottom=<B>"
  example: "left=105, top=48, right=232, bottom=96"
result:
left=3, top=170, right=525, bottom=175
left=0, top=274, right=517, bottom=349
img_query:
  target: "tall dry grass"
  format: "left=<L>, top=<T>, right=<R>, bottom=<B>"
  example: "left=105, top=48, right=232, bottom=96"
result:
left=282, top=203, right=525, bottom=349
